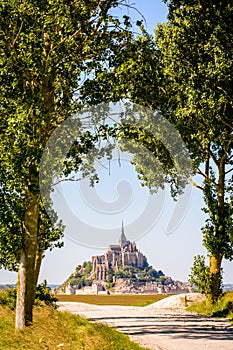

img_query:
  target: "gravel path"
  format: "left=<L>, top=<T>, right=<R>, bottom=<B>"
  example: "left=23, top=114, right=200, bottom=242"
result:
left=58, top=294, right=233, bottom=350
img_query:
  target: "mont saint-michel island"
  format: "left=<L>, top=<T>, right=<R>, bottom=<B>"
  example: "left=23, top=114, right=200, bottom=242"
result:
left=57, top=223, right=194, bottom=295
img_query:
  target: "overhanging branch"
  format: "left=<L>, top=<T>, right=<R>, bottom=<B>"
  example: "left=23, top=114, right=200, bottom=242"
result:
left=188, top=178, right=204, bottom=191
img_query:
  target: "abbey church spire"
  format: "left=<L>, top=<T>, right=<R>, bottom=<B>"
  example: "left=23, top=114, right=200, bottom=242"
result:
left=119, top=220, right=127, bottom=247
left=121, top=220, right=124, bottom=235
left=92, top=220, right=148, bottom=280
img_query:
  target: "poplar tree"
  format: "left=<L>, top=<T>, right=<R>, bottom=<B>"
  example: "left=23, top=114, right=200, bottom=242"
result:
left=0, top=0, right=131, bottom=328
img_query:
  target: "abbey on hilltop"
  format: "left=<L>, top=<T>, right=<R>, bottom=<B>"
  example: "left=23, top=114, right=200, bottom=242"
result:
left=92, top=222, right=148, bottom=281
left=57, top=222, right=194, bottom=295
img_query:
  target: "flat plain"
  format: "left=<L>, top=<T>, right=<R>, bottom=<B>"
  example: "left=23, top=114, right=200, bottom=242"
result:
left=56, top=294, right=169, bottom=306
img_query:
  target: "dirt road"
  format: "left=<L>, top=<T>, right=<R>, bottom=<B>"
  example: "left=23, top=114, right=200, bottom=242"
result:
left=58, top=294, right=233, bottom=350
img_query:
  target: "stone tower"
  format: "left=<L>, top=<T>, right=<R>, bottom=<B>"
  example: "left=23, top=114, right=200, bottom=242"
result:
left=119, top=220, right=127, bottom=247
left=92, top=221, right=148, bottom=280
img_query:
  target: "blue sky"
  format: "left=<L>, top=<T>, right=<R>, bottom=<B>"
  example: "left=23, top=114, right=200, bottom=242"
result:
left=118, top=0, right=168, bottom=32
left=1, top=1, right=232, bottom=285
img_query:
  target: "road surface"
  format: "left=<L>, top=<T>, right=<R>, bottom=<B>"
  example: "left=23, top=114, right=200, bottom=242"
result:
left=58, top=294, right=233, bottom=350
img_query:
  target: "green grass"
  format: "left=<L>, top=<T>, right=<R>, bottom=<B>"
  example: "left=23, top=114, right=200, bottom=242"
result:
left=187, top=292, right=233, bottom=319
left=0, top=305, right=150, bottom=350
left=56, top=294, right=169, bottom=306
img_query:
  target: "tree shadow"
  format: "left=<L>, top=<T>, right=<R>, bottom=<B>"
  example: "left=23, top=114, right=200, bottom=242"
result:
left=88, top=313, right=233, bottom=341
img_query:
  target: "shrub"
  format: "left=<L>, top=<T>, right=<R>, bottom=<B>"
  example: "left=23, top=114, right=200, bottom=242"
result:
left=189, top=255, right=212, bottom=294
left=0, top=288, right=17, bottom=310
left=187, top=292, right=233, bottom=318
left=0, top=281, right=58, bottom=310
left=35, top=282, right=58, bottom=308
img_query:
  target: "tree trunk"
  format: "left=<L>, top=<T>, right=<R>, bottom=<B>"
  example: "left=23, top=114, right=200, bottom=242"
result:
left=15, top=248, right=43, bottom=330
left=24, top=244, right=39, bottom=325
left=205, top=155, right=225, bottom=306
left=206, top=254, right=223, bottom=306
left=34, top=250, right=43, bottom=288
left=15, top=251, right=26, bottom=330
left=15, top=190, right=39, bottom=329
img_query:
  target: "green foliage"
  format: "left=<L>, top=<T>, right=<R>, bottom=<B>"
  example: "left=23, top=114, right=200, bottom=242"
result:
left=61, top=261, right=94, bottom=289
left=114, top=266, right=164, bottom=281
left=82, top=261, right=88, bottom=268
left=187, top=292, right=233, bottom=319
left=159, top=1, right=232, bottom=302
left=35, top=282, right=58, bottom=308
left=189, top=255, right=211, bottom=294
left=69, top=277, right=93, bottom=289
left=105, top=282, right=115, bottom=290
left=155, top=1, right=233, bottom=262
left=0, top=288, right=17, bottom=310
left=0, top=0, right=133, bottom=270
left=0, top=0, right=134, bottom=325
left=189, top=255, right=224, bottom=299
left=0, top=282, right=58, bottom=310
left=212, top=301, right=233, bottom=318
left=83, top=261, right=93, bottom=276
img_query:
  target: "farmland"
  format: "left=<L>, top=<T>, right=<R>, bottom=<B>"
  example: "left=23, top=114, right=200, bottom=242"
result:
left=56, top=294, right=170, bottom=306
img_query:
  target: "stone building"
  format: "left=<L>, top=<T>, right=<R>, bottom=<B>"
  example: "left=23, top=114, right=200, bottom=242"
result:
left=92, top=222, right=148, bottom=281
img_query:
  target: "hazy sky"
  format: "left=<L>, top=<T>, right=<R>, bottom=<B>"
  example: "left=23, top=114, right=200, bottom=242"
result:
left=1, top=1, right=232, bottom=285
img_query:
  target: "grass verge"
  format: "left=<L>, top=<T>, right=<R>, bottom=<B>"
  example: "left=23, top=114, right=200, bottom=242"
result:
left=187, top=292, right=233, bottom=319
left=56, top=294, right=169, bottom=306
left=0, top=305, right=150, bottom=350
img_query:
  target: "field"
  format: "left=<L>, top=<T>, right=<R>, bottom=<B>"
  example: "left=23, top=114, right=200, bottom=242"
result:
left=56, top=294, right=170, bottom=306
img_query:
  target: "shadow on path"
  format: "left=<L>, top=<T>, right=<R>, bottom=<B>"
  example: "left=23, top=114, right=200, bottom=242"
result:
left=88, top=313, right=233, bottom=341
left=58, top=302, right=233, bottom=350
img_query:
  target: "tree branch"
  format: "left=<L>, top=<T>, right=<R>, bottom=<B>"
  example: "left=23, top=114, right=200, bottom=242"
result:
left=209, top=149, right=219, bottom=167
left=13, top=20, right=24, bottom=46
left=188, top=178, right=204, bottom=191
left=225, top=167, right=233, bottom=175
left=196, top=168, right=218, bottom=187
left=227, top=154, right=233, bottom=163
left=217, top=85, right=231, bottom=98
left=51, top=177, right=83, bottom=187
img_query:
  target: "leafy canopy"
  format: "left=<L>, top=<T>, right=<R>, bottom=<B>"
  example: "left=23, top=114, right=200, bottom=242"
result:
left=0, top=0, right=132, bottom=269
